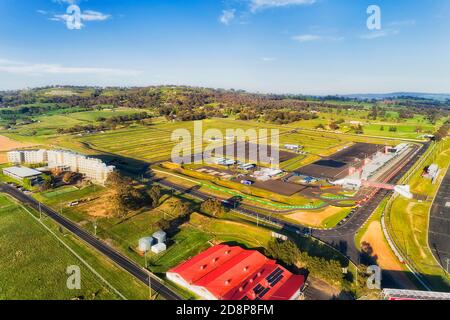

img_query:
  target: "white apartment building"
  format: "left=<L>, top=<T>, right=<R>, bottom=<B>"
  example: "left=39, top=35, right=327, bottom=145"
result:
left=7, top=149, right=47, bottom=165
left=7, top=149, right=115, bottom=185
left=47, top=150, right=115, bottom=185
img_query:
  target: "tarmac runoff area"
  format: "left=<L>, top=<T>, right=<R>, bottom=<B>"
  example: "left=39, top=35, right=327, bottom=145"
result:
left=428, top=166, right=450, bottom=270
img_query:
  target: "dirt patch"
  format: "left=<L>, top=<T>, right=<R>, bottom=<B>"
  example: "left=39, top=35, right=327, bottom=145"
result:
left=360, top=221, right=417, bottom=289
left=78, top=190, right=115, bottom=217
left=286, top=206, right=342, bottom=227
left=304, top=276, right=350, bottom=300
left=361, top=222, right=402, bottom=271
left=0, top=135, right=36, bottom=152
left=0, top=152, right=7, bottom=164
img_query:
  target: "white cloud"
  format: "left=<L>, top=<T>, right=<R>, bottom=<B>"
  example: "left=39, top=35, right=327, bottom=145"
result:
left=52, top=9, right=110, bottom=29
left=53, top=0, right=79, bottom=4
left=292, top=34, right=344, bottom=43
left=360, top=29, right=399, bottom=40
left=387, top=19, right=416, bottom=27
left=250, top=0, right=316, bottom=12
left=81, top=10, right=110, bottom=21
left=219, top=9, right=236, bottom=25
left=292, top=34, right=322, bottom=42
left=0, top=58, right=141, bottom=77
left=261, top=57, right=277, bottom=62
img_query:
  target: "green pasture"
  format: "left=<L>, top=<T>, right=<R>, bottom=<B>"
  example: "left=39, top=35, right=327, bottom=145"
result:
left=0, top=194, right=120, bottom=300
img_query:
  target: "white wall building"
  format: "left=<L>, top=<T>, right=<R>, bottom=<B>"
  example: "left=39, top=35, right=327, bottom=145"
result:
left=7, top=149, right=114, bottom=185
left=8, top=149, right=47, bottom=164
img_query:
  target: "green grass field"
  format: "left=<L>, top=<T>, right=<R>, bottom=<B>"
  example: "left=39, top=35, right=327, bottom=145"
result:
left=74, top=118, right=403, bottom=169
left=0, top=108, right=146, bottom=143
left=0, top=194, right=121, bottom=300
left=0, top=193, right=163, bottom=300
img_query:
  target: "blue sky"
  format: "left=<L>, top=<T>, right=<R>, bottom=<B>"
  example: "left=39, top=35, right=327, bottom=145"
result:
left=0, top=0, right=449, bottom=94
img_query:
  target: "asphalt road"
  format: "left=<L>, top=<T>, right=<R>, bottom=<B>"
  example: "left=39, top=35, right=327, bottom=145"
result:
left=0, top=183, right=182, bottom=301
left=429, top=166, right=450, bottom=271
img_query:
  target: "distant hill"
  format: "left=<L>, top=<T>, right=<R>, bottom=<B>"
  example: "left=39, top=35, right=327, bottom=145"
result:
left=342, top=92, right=450, bottom=102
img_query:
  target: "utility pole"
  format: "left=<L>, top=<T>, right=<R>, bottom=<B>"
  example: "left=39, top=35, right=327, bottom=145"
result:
left=39, top=202, right=42, bottom=220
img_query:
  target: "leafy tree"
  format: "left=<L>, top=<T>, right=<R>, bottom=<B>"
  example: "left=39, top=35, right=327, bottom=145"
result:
left=106, top=172, right=145, bottom=217
left=147, top=185, right=161, bottom=209
left=354, top=124, right=364, bottom=134
left=266, top=239, right=300, bottom=267
left=200, top=198, right=228, bottom=218
left=22, top=178, right=32, bottom=189
left=62, top=171, right=77, bottom=184
left=389, top=126, right=398, bottom=132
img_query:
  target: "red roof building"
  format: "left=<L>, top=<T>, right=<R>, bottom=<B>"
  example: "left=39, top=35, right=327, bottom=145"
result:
left=166, top=244, right=305, bottom=300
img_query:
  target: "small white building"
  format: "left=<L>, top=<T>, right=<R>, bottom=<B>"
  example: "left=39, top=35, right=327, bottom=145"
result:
left=238, top=163, right=256, bottom=170
left=2, top=166, right=42, bottom=183
left=285, top=144, right=301, bottom=151
left=151, top=243, right=167, bottom=254
left=427, top=164, right=439, bottom=180
left=152, top=230, right=167, bottom=244
left=138, top=237, right=154, bottom=252
left=253, top=168, right=283, bottom=181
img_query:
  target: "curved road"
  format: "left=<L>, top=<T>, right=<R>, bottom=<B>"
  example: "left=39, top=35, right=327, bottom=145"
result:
left=0, top=183, right=182, bottom=301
